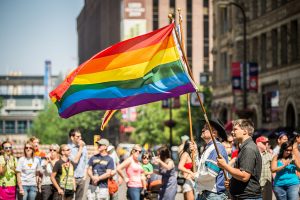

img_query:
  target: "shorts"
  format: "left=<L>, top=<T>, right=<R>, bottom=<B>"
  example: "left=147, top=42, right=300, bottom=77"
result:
left=87, top=185, right=109, bottom=200
left=183, top=179, right=194, bottom=193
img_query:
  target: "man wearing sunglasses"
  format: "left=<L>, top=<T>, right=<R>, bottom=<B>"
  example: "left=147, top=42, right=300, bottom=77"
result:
left=87, top=138, right=114, bottom=200
left=256, top=136, right=273, bottom=200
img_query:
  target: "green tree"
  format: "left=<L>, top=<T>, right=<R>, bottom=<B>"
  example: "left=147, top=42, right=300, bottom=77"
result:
left=128, top=102, right=168, bottom=145
left=127, top=87, right=212, bottom=146
left=30, top=103, right=103, bottom=144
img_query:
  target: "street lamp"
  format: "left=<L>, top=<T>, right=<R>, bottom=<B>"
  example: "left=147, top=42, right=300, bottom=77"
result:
left=217, top=1, right=249, bottom=117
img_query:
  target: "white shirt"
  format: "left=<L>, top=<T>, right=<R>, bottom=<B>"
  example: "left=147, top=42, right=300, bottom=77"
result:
left=16, top=157, right=41, bottom=186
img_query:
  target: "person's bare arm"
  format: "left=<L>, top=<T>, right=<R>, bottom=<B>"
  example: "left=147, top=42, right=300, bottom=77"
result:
left=157, top=158, right=174, bottom=171
left=98, top=169, right=112, bottom=181
left=217, top=157, right=251, bottom=182
left=51, top=171, right=64, bottom=195
left=16, top=172, right=24, bottom=195
left=178, top=153, right=194, bottom=178
left=117, top=158, right=131, bottom=182
left=271, top=155, right=290, bottom=173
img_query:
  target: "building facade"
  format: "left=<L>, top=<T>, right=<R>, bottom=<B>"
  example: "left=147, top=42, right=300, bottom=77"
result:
left=212, top=0, right=300, bottom=130
left=0, top=72, right=59, bottom=143
left=77, top=0, right=212, bottom=85
left=77, top=0, right=121, bottom=64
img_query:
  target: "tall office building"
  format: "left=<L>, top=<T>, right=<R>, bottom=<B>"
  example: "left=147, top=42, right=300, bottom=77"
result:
left=77, top=0, right=212, bottom=85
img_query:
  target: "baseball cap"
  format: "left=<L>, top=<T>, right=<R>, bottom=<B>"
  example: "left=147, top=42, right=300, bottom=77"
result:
left=96, top=138, right=109, bottom=146
left=256, top=136, right=269, bottom=144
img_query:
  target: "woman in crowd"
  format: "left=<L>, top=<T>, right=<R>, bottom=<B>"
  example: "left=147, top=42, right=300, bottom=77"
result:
left=178, top=140, right=195, bottom=200
left=0, top=141, right=18, bottom=200
left=16, top=141, right=41, bottom=200
left=40, top=144, right=60, bottom=200
left=117, top=144, right=144, bottom=200
left=51, top=144, right=76, bottom=200
left=154, top=146, right=177, bottom=200
left=271, top=140, right=300, bottom=200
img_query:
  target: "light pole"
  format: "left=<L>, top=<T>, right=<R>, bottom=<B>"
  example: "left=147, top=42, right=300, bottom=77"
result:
left=218, top=1, right=248, bottom=115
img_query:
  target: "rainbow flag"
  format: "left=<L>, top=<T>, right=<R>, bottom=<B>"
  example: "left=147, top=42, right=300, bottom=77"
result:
left=50, top=23, right=197, bottom=118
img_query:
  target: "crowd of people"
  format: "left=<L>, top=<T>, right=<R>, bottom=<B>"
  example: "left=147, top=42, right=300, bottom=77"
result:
left=0, top=119, right=300, bottom=200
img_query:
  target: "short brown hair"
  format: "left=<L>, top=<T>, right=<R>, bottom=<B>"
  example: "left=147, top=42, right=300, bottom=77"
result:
left=233, top=119, right=254, bottom=136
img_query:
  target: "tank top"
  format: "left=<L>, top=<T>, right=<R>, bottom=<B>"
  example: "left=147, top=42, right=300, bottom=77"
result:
left=184, top=162, right=193, bottom=170
left=126, top=157, right=143, bottom=188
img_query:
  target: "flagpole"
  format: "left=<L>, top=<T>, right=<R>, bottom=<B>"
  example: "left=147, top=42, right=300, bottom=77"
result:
left=171, top=11, right=228, bottom=181
left=176, top=9, right=196, bottom=172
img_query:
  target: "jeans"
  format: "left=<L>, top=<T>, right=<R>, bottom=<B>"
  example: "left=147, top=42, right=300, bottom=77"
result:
left=127, top=187, right=142, bottom=200
left=197, top=190, right=228, bottom=200
left=20, top=185, right=37, bottom=200
left=231, top=198, right=262, bottom=200
left=274, top=184, right=300, bottom=200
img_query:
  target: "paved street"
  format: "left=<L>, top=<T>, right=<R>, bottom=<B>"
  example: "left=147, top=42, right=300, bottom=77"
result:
left=117, top=183, right=184, bottom=200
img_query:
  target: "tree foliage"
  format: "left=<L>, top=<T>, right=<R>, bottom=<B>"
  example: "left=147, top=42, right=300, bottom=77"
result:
left=30, top=103, right=103, bottom=144
left=128, top=102, right=168, bottom=146
left=128, top=87, right=212, bottom=146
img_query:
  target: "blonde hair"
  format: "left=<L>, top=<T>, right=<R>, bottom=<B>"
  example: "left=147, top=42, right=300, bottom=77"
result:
left=50, top=144, right=60, bottom=151
left=130, top=144, right=142, bottom=155
left=59, top=144, right=68, bottom=155
left=233, top=119, right=254, bottom=136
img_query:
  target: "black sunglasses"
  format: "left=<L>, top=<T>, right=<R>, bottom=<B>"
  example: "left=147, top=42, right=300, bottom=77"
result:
left=133, top=149, right=142, bottom=153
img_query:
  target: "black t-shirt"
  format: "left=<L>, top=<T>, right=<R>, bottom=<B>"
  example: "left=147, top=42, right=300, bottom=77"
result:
left=230, top=137, right=262, bottom=198
left=88, top=154, right=114, bottom=188
left=52, top=159, right=77, bottom=190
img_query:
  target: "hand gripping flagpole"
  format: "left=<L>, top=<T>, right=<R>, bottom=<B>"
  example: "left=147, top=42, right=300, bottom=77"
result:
left=171, top=11, right=229, bottom=181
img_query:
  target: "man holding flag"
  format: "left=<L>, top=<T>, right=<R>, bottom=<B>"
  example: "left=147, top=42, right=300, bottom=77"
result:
left=190, top=119, right=229, bottom=200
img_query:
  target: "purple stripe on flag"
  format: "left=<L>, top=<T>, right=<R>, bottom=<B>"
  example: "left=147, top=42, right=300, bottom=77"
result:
left=59, top=83, right=195, bottom=118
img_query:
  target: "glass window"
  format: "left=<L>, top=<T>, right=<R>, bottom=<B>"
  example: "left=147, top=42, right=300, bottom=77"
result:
left=260, top=33, right=267, bottom=70
left=291, top=20, right=298, bottom=61
left=281, top=25, right=288, bottom=65
left=17, top=121, right=27, bottom=133
left=5, top=121, right=15, bottom=134
left=252, top=0, right=258, bottom=19
left=262, top=84, right=279, bottom=123
left=261, top=0, right=266, bottom=15
left=272, top=29, right=278, bottom=67
left=152, top=0, right=159, bottom=30
left=272, top=0, right=277, bottom=10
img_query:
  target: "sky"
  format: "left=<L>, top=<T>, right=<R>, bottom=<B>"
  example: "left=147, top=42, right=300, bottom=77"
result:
left=0, top=0, right=84, bottom=75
